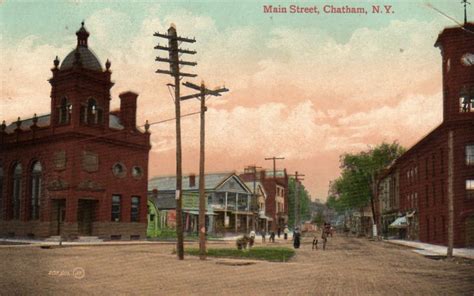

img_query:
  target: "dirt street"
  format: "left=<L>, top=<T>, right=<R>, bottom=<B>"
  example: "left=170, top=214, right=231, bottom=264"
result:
left=1, top=235, right=473, bottom=295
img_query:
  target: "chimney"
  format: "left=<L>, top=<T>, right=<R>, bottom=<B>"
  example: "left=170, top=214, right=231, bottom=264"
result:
left=189, top=174, right=196, bottom=188
left=119, top=91, right=138, bottom=129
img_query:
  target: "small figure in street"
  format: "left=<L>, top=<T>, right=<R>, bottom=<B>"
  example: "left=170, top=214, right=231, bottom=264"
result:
left=277, top=227, right=281, bottom=238
left=321, top=229, right=328, bottom=250
left=236, top=235, right=250, bottom=250
left=261, top=230, right=266, bottom=243
left=270, top=231, right=276, bottom=243
left=312, top=234, right=318, bottom=250
left=293, top=227, right=301, bottom=249
left=249, top=230, right=256, bottom=248
left=284, top=225, right=289, bottom=240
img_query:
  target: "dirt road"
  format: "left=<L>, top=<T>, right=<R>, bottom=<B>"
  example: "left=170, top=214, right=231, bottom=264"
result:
left=1, top=235, right=473, bottom=295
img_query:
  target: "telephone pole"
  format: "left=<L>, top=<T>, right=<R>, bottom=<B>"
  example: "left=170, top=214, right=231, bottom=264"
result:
left=245, top=165, right=262, bottom=231
left=182, top=81, right=228, bottom=260
left=154, top=25, right=197, bottom=260
left=265, top=157, right=285, bottom=179
left=289, top=171, right=305, bottom=228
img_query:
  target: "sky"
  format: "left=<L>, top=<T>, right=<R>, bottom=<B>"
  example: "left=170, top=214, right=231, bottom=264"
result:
left=0, top=0, right=471, bottom=200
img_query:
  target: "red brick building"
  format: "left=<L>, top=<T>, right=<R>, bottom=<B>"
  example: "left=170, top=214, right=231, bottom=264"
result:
left=379, top=22, right=474, bottom=247
left=240, top=169, right=289, bottom=231
left=0, top=23, right=151, bottom=240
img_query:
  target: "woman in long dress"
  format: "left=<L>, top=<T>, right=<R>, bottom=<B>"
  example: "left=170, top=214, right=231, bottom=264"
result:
left=293, top=227, right=301, bottom=249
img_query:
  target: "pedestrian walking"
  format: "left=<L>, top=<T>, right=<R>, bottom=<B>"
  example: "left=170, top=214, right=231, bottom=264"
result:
left=284, top=226, right=289, bottom=240
left=277, top=227, right=281, bottom=238
left=261, top=230, right=266, bottom=243
left=249, top=230, right=256, bottom=248
left=321, top=229, right=328, bottom=250
left=312, top=233, right=318, bottom=250
left=293, top=227, right=301, bottom=249
left=270, top=231, right=276, bottom=243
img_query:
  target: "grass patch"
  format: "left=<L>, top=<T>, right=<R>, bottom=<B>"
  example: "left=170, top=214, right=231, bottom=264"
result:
left=184, top=247, right=295, bottom=262
left=148, top=229, right=222, bottom=241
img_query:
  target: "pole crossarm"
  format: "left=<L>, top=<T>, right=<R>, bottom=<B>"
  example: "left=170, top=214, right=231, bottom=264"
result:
left=153, top=32, right=196, bottom=43
left=181, top=81, right=229, bottom=100
left=154, top=44, right=197, bottom=55
left=264, top=156, right=285, bottom=179
left=183, top=81, right=229, bottom=95
left=156, top=69, right=197, bottom=78
left=155, top=57, right=197, bottom=66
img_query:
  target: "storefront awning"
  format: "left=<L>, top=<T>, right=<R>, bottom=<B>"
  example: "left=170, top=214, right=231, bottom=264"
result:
left=389, top=216, right=408, bottom=229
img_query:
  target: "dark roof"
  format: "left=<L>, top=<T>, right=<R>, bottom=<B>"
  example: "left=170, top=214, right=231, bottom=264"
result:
left=435, top=22, right=474, bottom=47
left=148, top=172, right=234, bottom=191
left=60, top=46, right=103, bottom=71
left=4, top=114, right=50, bottom=133
left=4, top=113, right=123, bottom=134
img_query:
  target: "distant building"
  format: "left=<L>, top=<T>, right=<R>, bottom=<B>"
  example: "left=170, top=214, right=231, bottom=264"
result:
left=376, top=22, right=474, bottom=247
left=240, top=169, right=289, bottom=231
left=377, top=166, right=402, bottom=238
left=148, top=173, right=254, bottom=234
left=0, top=23, right=151, bottom=240
left=244, top=181, right=271, bottom=233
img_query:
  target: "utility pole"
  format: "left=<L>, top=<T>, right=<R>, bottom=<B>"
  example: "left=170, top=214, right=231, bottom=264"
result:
left=245, top=165, right=262, bottom=231
left=462, top=0, right=470, bottom=25
left=447, top=130, right=454, bottom=258
left=182, top=81, right=228, bottom=260
left=288, top=171, right=305, bottom=228
left=265, top=157, right=285, bottom=179
left=154, top=25, right=197, bottom=260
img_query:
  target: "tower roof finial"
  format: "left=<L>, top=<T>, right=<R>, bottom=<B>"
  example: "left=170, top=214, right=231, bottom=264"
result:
left=76, top=21, right=90, bottom=47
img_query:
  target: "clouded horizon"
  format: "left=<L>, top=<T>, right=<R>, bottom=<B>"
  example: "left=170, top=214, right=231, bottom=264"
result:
left=1, top=1, right=468, bottom=200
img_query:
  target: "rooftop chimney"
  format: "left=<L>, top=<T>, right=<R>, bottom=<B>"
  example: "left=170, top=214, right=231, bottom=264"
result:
left=189, top=174, right=196, bottom=188
left=119, top=91, right=138, bottom=129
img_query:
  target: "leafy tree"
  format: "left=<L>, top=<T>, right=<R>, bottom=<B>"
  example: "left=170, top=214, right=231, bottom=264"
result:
left=326, top=142, right=405, bottom=230
left=288, top=178, right=311, bottom=228
left=312, top=210, right=324, bottom=226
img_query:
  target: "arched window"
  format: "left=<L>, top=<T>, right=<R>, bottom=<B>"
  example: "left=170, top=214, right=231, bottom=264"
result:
left=12, top=163, right=22, bottom=220
left=459, top=87, right=474, bottom=113
left=81, top=98, right=103, bottom=125
left=58, top=97, right=71, bottom=124
left=30, top=161, right=42, bottom=220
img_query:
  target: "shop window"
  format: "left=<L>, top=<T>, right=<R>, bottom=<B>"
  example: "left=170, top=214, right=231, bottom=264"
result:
left=467, top=180, right=474, bottom=199
left=131, top=196, right=140, bottom=222
left=111, top=195, right=121, bottom=222
left=466, top=145, right=474, bottom=166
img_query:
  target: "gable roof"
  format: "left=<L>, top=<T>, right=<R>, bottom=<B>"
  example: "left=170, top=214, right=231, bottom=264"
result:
left=149, top=172, right=247, bottom=192
left=244, top=181, right=267, bottom=198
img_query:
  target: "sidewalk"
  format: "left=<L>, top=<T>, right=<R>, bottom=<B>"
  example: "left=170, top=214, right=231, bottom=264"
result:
left=386, top=239, right=474, bottom=260
left=0, top=237, right=226, bottom=247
